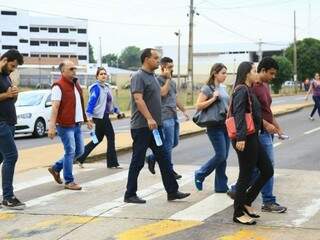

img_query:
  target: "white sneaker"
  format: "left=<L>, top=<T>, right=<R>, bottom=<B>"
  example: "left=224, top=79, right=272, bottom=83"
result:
left=309, top=116, right=314, bottom=121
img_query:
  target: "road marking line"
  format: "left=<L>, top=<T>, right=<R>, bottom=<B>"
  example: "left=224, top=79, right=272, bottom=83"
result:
left=293, top=198, right=320, bottom=226
left=14, top=170, right=129, bottom=209
left=0, top=168, right=95, bottom=195
left=304, top=127, right=320, bottom=135
left=116, top=219, right=202, bottom=240
left=83, top=173, right=193, bottom=217
left=169, top=194, right=233, bottom=221
left=219, top=230, right=268, bottom=240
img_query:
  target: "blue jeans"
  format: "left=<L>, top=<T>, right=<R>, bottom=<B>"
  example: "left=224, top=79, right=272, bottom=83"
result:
left=125, top=127, right=178, bottom=198
left=0, top=122, right=18, bottom=200
left=231, top=132, right=276, bottom=204
left=195, top=127, right=230, bottom=192
left=146, top=118, right=179, bottom=170
left=52, top=124, right=84, bottom=184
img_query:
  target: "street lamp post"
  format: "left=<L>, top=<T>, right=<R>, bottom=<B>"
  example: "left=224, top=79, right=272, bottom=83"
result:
left=174, top=30, right=181, bottom=90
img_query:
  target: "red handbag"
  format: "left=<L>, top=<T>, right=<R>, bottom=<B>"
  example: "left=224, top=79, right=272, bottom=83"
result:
left=225, top=85, right=256, bottom=140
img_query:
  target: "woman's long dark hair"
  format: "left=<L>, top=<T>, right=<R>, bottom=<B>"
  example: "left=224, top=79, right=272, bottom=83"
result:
left=234, top=61, right=254, bottom=88
left=207, top=63, right=227, bottom=86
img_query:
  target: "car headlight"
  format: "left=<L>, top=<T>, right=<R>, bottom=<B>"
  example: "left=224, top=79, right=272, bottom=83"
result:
left=17, top=113, right=32, bottom=119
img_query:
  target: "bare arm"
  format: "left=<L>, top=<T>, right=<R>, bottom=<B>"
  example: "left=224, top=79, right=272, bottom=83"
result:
left=305, top=83, right=313, bottom=99
left=195, top=92, right=217, bottom=111
left=176, top=96, right=189, bottom=120
left=48, top=100, right=60, bottom=139
left=160, top=78, right=171, bottom=97
left=133, top=93, right=157, bottom=129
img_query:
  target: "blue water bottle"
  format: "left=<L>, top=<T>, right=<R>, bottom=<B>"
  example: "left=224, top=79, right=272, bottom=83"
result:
left=152, top=129, right=163, bottom=146
left=90, top=130, right=99, bottom=144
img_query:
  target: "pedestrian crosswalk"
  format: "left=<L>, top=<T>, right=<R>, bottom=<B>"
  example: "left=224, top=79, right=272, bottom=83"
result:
left=0, top=162, right=319, bottom=239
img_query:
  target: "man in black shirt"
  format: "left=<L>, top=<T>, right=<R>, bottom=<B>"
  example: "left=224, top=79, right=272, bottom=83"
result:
left=0, top=49, right=25, bottom=210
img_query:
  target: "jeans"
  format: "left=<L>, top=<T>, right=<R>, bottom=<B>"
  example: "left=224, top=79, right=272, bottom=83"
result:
left=0, top=122, right=18, bottom=200
left=146, top=118, right=179, bottom=170
left=310, top=96, right=320, bottom=117
left=195, top=127, right=230, bottom=192
left=77, top=116, right=119, bottom=167
left=231, top=132, right=276, bottom=204
left=52, top=124, right=84, bottom=184
left=232, top=134, right=274, bottom=218
left=125, top=127, right=179, bottom=198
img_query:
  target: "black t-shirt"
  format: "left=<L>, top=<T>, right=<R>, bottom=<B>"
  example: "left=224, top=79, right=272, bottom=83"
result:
left=0, top=73, right=17, bottom=125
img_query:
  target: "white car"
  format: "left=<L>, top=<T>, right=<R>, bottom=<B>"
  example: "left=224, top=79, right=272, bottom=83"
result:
left=15, top=90, right=52, bottom=137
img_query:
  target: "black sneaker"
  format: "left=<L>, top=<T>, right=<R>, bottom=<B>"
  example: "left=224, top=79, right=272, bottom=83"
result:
left=262, top=202, right=287, bottom=213
left=147, top=158, right=156, bottom=175
left=2, top=196, right=26, bottom=210
left=167, top=191, right=191, bottom=201
left=124, top=196, right=146, bottom=204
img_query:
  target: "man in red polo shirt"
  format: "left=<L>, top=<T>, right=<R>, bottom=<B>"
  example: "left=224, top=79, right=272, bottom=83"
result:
left=48, top=60, right=92, bottom=190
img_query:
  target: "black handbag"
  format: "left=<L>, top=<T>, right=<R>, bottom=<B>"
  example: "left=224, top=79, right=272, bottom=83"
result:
left=192, top=85, right=226, bottom=128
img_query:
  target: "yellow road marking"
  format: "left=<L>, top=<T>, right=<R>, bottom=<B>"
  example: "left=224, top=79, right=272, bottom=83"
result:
left=219, top=230, right=268, bottom=240
left=116, top=219, right=202, bottom=240
left=0, top=213, right=15, bottom=220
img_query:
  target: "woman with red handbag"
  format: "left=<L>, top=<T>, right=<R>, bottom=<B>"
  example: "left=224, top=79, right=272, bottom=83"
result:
left=229, top=62, right=273, bottom=225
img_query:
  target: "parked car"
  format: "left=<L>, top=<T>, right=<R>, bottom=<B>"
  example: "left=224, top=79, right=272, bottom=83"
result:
left=283, top=81, right=295, bottom=87
left=15, top=90, right=51, bottom=137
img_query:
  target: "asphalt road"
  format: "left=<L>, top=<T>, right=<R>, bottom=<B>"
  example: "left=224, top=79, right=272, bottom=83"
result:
left=15, top=94, right=308, bottom=150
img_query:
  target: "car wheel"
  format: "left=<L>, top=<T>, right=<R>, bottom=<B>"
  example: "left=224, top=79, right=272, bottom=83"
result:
left=33, top=118, right=46, bottom=138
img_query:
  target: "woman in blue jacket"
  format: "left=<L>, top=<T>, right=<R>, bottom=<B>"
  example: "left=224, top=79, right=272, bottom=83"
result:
left=76, top=67, right=123, bottom=168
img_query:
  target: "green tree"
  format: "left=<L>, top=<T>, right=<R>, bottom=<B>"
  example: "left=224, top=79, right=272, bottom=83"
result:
left=102, top=53, right=118, bottom=67
left=271, top=56, right=293, bottom=94
left=285, top=38, right=320, bottom=81
left=118, top=46, right=141, bottom=70
left=89, top=43, right=96, bottom=63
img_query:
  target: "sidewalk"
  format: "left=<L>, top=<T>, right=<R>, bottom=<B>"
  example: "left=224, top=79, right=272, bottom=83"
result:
left=15, top=102, right=313, bottom=173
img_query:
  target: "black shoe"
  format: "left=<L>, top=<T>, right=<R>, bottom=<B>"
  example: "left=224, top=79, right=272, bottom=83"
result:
left=2, top=196, right=26, bottom=210
left=227, top=190, right=236, bottom=200
left=147, top=159, right=156, bottom=175
left=173, top=171, right=182, bottom=180
left=124, top=196, right=146, bottom=204
left=167, top=191, right=191, bottom=201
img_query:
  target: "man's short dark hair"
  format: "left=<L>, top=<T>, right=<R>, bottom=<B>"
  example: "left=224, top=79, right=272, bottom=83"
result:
left=0, top=49, right=24, bottom=65
left=257, top=57, right=279, bottom=73
left=58, top=62, right=65, bottom=73
left=140, top=48, right=156, bottom=64
left=160, top=57, right=173, bottom=65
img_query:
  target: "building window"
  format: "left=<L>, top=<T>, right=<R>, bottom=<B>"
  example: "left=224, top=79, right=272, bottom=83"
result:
left=30, top=41, right=40, bottom=46
left=1, top=11, right=17, bottom=16
left=19, top=39, right=29, bottom=43
left=22, top=53, right=29, bottom=57
left=70, top=28, right=77, bottom=32
left=78, top=42, right=87, bottom=47
left=2, top=31, right=18, bottom=36
left=2, top=45, right=17, bottom=50
left=60, top=41, right=69, bottom=47
left=40, top=41, right=48, bottom=44
left=30, top=27, right=39, bottom=32
left=49, top=55, right=58, bottom=58
left=70, top=55, right=77, bottom=58
left=60, top=55, right=69, bottom=58
left=40, top=27, right=48, bottom=31
left=30, top=54, right=39, bottom=57
left=48, top=28, right=57, bottom=33
left=48, top=41, right=58, bottom=46
left=19, top=26, right=28, bottom=29
left=59, top=28, right=69, bottom=33
left=78, top=55, right=87, bottom=60
left=70, top=42, right=77, bottom=45
left=78, top=29, right=87, bottom=34
left=40, top=54, right=48, bottom=57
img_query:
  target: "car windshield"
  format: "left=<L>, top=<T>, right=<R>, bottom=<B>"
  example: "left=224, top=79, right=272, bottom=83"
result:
left=15, top=92, right=45, bottom=107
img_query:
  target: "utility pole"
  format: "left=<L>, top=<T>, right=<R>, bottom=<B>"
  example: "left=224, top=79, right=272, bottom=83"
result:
left=293, top=11, right=297, bottom=83
left=187, top=0, right=194, bottom=104
left=174, top=30, right=181, bottom=90
left=99, top=36, right=102, bottom=67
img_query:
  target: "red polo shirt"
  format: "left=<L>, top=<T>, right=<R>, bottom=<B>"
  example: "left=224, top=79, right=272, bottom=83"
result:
left=251, top=81, right=273, bottom=124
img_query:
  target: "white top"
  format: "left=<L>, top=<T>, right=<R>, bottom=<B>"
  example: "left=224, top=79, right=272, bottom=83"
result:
left=51, top=85, right=84, bottom=122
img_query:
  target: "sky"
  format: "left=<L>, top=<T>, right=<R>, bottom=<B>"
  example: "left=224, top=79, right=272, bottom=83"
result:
left=0, top=0, right=319, bottom=58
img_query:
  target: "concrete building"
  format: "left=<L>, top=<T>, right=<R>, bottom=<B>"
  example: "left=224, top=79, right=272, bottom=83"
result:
left=0, top=9, right=89, bottom=65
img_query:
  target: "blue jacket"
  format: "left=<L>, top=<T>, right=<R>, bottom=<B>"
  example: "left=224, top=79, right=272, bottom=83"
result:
left=86, top=81, right=120, bottom=119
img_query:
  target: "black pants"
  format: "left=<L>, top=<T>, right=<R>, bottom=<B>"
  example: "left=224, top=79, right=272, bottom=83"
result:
left=77, top=116, right=119, bottom=167
left=232, top=134, right=274, bottom=218
left=124, top=127, right=179, bottom=199
left=310, top=96, right=320, bottom=117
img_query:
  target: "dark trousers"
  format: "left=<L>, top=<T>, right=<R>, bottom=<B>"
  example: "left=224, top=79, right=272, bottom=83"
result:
left=124, top=127, right=179, bottom=198
left=232, top=134, right=274, bottom=218
left=77, top=115, right=119, bottom=167
left=310, top=96, right=320, bottom=117
left=0, top=121, right=18, bottom=200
